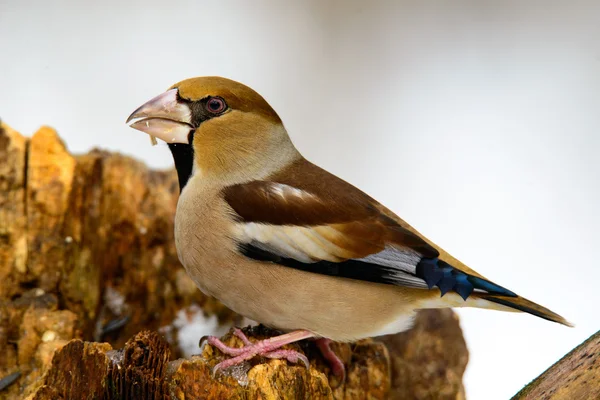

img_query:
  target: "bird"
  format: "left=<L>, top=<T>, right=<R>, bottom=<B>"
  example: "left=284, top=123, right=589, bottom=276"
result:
left=126, top=76, right=571, bottom=379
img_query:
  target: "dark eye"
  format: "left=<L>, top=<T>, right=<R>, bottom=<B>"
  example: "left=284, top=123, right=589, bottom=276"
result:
left=206, top=97, right=226, bottom=114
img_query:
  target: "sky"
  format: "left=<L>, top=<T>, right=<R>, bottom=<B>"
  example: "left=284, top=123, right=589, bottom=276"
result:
left=1, top=1, right=599, bottom=398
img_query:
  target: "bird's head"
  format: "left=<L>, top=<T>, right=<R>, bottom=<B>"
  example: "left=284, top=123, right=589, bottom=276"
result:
left=127, top=76, right=300, bottom=190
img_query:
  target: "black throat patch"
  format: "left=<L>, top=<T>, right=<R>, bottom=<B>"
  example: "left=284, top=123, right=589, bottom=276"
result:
left=167, top=95, right=224, bottom=192
left=168, top=131, right=195, bottom=192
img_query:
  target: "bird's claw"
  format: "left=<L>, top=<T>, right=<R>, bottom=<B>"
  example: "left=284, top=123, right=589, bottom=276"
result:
left=262, top=349, right=310, bottom=368
left=315, top=338, right=346, bottom=385
left=232, top=327, right=253, bottom=345
left=206, top=331, right=310, bottom=375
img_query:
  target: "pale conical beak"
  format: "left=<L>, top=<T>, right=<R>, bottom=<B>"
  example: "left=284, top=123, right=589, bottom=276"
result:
left=126, top=89, right=193, bottom=144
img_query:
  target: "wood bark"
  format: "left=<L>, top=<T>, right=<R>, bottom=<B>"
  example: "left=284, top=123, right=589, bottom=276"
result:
left=512, top=330, right=600, bottom=400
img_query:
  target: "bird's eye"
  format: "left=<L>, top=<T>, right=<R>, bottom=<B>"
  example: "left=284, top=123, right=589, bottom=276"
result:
left=206, top=97, right=227, bottom=114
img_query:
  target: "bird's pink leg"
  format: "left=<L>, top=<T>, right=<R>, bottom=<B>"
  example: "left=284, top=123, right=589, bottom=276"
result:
left=232, top=328, right=307, bottom=362
left=232, top=327, right=252, bottom=345
left=315, top=338, right=346, bottom=382
left=206, top=329, right=315, bottom=373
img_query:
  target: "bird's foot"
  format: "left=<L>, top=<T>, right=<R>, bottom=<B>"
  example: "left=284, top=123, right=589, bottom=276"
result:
left=205, top=328, right=314, bottom=374
left=315, top=338, right=346, bottom=384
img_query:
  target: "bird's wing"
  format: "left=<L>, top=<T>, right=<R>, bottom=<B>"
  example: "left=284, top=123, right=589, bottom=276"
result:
left=223, top=158, right=516, bottom=300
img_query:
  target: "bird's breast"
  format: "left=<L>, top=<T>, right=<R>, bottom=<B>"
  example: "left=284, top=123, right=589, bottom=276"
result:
left=174, top=178, right=241, bottom=298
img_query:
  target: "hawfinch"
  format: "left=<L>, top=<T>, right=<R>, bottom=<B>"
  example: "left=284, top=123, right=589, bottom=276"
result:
left=127, top=76, right=571, bottom=379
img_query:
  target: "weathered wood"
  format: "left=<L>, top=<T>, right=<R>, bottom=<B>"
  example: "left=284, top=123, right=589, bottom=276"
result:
left=513, top=330, right=600, bottom=400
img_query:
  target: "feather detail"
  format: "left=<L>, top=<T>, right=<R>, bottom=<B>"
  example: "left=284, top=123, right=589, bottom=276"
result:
left=474, top=293, right=574, bottom=327
left=225, top=159, right=451, bottom=293
left=416, top=258, right=516, bottom=300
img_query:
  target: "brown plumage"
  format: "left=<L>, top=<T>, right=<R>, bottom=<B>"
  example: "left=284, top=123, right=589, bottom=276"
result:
left=127, top=76, right=571, bottom=377
left=222, top=159, right=438, bottom=258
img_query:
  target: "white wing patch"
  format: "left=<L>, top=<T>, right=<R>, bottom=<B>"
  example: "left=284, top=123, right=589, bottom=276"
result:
left=239, top=223, right=348, bottom=262
left=236, top=222, right=429, bottom=288
left=268, top=183, right=316, bottom=200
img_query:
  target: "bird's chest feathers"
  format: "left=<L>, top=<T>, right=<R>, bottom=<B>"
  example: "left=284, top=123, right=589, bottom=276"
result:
left=174, top=179, right=239, bottom=296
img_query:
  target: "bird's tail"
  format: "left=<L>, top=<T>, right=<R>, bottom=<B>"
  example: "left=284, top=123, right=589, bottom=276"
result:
left=416, top=258, right=573, bottom=327
left=469, top=292, right=574, bottom=327
left=423, top=290, right=574, bottom=327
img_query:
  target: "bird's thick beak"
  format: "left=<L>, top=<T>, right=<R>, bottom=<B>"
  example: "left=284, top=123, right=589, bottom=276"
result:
left=126, top=89, right=193, bottom=144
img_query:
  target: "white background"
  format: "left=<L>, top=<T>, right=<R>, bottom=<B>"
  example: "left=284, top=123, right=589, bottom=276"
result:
left=1, top=1, right=599, bottom=398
